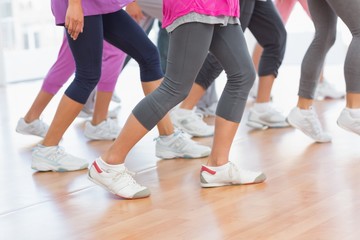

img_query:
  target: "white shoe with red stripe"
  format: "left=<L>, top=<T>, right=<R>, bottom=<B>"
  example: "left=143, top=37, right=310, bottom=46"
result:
left=88, top=158, right=150, bottom=199
left=200, top=162, right=266, bottom=187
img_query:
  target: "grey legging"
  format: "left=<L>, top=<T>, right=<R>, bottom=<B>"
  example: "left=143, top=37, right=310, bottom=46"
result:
left=299, top=0, right=360, bottom=98
left=132, top=22, right=255, bottom=130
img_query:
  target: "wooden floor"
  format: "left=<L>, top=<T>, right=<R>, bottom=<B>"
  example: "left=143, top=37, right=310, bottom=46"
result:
left=1, top=63, right=359, bottom=240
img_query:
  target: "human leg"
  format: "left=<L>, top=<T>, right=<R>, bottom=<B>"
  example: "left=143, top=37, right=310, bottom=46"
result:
left=16, top=33, right=75, bottom=137
left=100, top=22, right=214, bottom=165
left=327, top=0, right=360, bottom=135
left=246, top=0, right=288, bottom=129
left=32, top=15, right=105, bottom=171
left=287, top=0, right=337, bottom=142
left=200, top=24, right=265, bottom=186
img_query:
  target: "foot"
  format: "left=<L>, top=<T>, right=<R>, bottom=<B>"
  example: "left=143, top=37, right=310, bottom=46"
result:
left=111, top=92, right=122, bottom=103
left=84, top=118, right=121, bottom=140
left=247, top=104, right=289, bottom=129
left=88, top=159, right=150, bottom=199
left=32, top=145, right=88, bottom=171
left=200, top=162, right=266, bottom=187
left=155, top=130, right=211, bottom=159
left=337, top=108, right=360, bottom=135
left=77, top=105, right=121, bottom=119
left=170, top=108, right=214, bottom=137
left=315, top=81, right=344, bottom=100
left=16, top=118, right=49, bottom=138
left=287, top=107, right=332, bottom=143
left=195, top=102, right=217, bottom=117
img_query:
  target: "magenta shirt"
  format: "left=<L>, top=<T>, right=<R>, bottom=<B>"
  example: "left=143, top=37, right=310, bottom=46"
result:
left=162, top=0, right=240, bottom=28
left=51, top=0, right=134, bottom=25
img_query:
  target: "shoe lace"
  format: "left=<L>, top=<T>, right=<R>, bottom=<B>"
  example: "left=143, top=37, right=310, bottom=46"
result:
left=227, top=162, right=256, bottom=181
left=227, top=162, right=238, bottom=180
left=305, top=110, right=324, bottom=136
left=188, top=112, right=211, bottom=129
left=169, top=131, right=193, bottom=150
left=49, top=146, right=66, bottom=162
left=113, top=169, right=140, bottom=187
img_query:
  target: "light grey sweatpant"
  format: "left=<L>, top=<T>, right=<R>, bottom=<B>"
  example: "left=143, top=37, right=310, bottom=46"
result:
left=299, top=0, right=360, bottom=98
left=132, top=22, right=256, bottom=130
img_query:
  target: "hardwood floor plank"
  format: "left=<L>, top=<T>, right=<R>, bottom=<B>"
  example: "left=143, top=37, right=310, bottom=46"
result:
left=1, top=64, right=359, bottom=239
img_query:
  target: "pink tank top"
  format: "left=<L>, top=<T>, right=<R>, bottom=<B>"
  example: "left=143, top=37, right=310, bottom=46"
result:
left=162, top=0, right=240, bottom=28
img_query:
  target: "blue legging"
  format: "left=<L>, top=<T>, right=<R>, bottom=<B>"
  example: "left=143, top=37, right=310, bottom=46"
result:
left=65, top=9, right=163, bottom=104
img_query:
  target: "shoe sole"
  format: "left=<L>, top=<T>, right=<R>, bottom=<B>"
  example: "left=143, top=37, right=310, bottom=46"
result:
left=16, top=128, right=45, bottom=138
left=31, top=161, right=88, bottom=172
left=156, top=150, right=210, bottom=159
left=200, top=174, right=266, bottom=187
left=84, top=132, right=117, bottom=141
left=246, top=120, right=289, bottom=130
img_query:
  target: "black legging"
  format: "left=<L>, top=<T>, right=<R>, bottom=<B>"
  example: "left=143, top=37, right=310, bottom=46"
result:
left=194, top=0, right=286, bottom=89
left=65, top=9, right=163, bottom=104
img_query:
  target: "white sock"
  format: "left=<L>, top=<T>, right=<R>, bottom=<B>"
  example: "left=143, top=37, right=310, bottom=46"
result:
left=346, top=108, right=360, bottom=118
left=96, top=157, right=125, bottom=171
left=299, top=106, right=314, bottom=115
left=253, top=102, right=271, bottom=113
left=159, top=133, right=175, bottom=142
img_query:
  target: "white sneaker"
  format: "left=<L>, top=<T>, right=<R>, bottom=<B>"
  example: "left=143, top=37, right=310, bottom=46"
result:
left=111, top=92, right=122, bottom=103
left=88, top=159, right=150, bottom=199
left=155, top=131, right=211, bottom=159
left=337, top=108, right=360, bottom=135
left=200, top=162, right=266, bottom=187
left=84, top=118, right=121, bottom=140
left=16, top=118, right=49, bottom=138
left=287, top=107, right=332, bottom=143
left=77, top=105, right=121, bottom=119
left=32, top=145, right=88, bottom=171
left=77, top=107, right=93, bottom=119
left=315, top=81, right=344, bottom=100
left=195, top=102, right=217, bottom=117
left=170, top=108, right=214, bottom=137
left=247, top=105, right=289, bottom=129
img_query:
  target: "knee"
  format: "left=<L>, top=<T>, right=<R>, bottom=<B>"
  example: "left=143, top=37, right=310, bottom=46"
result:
left=139, top=45, right=163, bottom=81
left=316, top=26, right=337, bottom=49
left=246, top=66, right=257, bottom=90
left=230, top=64, right=256, bottom=92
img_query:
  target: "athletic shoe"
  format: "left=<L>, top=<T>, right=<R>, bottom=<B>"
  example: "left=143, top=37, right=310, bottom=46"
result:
left=16, top=118, right=49, bottom=138
left=77, top=107, right=93, bottom=119
left=111, top=92, right=122, bottom=103
left=287, top=107, right=332, bottom=143
left=315, top=81, right=344, bottom=100
left=337, top=108, right=360, bottom=135
left=84, top=118, right=121, bottom=140
left=170, top=108, right=214, bottom=137
left=200, top=162, right=266, bottom=187
left=88, top=159, right=150, bottom=199
left=195, top=102, right=217, bottom=117
left=247, top=105, right=289, bottom=129
left=32, top=145, right=88, bottom=172
left=155, top=130, right=211, bottom=159
left=77, top=105, right=121, bottom=119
